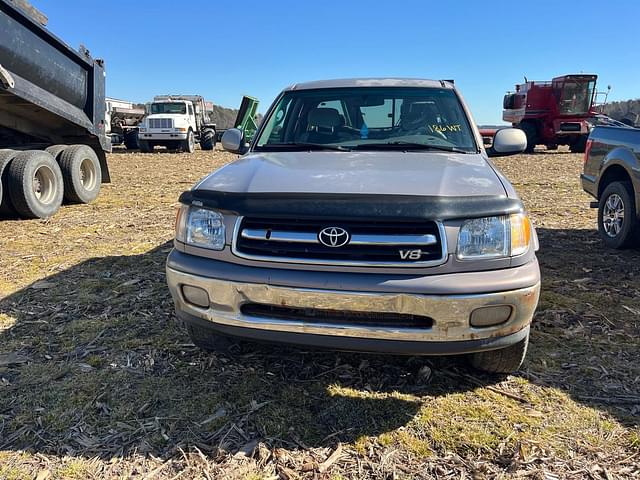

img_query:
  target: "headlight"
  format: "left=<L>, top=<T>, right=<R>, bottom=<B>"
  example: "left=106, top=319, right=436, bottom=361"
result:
left=175, top=127, right=188, bottom=132
left=139, top=127, right=146, bottom=132
left=175, top=205, right=225, bottom=250
left=457, top=213, right=531, bottom=260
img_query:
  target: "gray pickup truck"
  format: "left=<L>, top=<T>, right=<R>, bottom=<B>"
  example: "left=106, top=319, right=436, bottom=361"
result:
left=166, top=78, right=540, bottom=373
left=582, top=125, right=640, bottom=248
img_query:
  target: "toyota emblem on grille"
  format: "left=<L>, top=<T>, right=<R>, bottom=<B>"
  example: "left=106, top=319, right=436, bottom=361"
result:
left=318, top=227, right=350, bottom=247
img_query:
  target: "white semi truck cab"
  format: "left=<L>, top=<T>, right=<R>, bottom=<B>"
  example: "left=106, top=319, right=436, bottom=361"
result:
left=138, top=95, right=217, bottom=153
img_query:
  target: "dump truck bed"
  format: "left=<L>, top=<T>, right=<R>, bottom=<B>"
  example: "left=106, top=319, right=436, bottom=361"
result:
left=0, top=0, right=110, bottom=180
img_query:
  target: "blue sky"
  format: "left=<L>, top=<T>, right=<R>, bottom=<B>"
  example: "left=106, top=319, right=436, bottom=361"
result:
left=35, top=0, right=640, bottom=124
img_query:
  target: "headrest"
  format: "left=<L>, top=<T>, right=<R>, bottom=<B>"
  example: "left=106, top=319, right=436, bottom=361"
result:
left=308, top=108, right=342, bottom=128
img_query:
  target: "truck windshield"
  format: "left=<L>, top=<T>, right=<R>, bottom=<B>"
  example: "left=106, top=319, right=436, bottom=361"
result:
left=558, top=80, right=595, bottom=115
left=255, top=87, right=477, bottom=152
left=150, top=103, right=186, bottom=114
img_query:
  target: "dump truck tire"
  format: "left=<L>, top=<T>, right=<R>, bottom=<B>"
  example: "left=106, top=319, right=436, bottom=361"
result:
left=7, top=150, right=64, bottom=219
left=182, top=130, right=195, bottom=153
left=58, top=145, right=102, bottom=204
left=124, top=131, right=139, bottom=150
left=45, top=144, right=68, bottom=161
left=469, top=331, right=529, bottom=374
left=0, top=149, right=19, bottom=216
left=200, top=129, right=216, bottom=150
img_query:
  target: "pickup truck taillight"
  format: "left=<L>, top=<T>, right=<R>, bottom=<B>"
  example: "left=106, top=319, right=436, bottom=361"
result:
left=583, top=138, right=593, bottom=165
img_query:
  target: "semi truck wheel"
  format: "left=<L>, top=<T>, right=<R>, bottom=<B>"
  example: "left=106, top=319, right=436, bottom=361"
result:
left=200, top=128, right=216, bottom=150
left=138, top=140, right=153, bottom=153
left=58, top=145, right=102, bottom=204
left=597, top=181, right=639, bottom=249
left=45, top=144, right=68, bottom=161
left=7, top=150, right=64, bottom=219
left=469, top=331, right=529, bottom=374
left=182, top=130, right=195, bottom=153
left=518, top=122, right=537, bottom=153
left=0, top=149, right=19, bottom=216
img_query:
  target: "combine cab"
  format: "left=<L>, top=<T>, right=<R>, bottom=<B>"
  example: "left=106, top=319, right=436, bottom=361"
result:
left=502, top=74, right=599, bottom=153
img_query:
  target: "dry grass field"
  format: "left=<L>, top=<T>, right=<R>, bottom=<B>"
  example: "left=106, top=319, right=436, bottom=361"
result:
left=0, top=147, right=638, bottom=479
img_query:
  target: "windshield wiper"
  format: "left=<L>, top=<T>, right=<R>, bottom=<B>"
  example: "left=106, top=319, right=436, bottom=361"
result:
left=257, top=143, right=352, bottom=152
left=352, top=142, right=470, bottom=153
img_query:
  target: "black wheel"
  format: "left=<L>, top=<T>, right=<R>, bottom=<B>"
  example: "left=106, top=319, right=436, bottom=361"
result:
left=0, top=149, right=19, bottom=216
left=569, top=135, right=588, bottom=153
left=200, top=128, right=216, bottom=150
left=45, top=144, right=68, bottom=161
left=597, top=181, right=639, bottom=249
left=518, top=122, right=537, bottom=153
left=185, top=322, right=236, bottom=354
left=58, top=145, right=102, bottom=204
left=182, top=130, right=195, bottom=153
left=124, top=131, right=139, bottom=150
left=138, top=140, right=153, bottom=153
left=469, top=332, right=529, bottom=374
left=7, top=150, right=63, bottom=219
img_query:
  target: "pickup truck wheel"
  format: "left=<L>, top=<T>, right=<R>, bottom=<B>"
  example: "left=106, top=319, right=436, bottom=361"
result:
left=7, top=150, right=63, bottom=219
left=469, top=333, right=529, bottom=374
left=186, top=323, right=236, bottom=354
left=518, top=122, right=537, bottom=153
left=0, top=149, right=18, bottom=216
left=182, top=130, right=195, bottom=153
left=598, top=181, right=639, bottom=249
left=58, top=145, right=102, bottom=204
left=138, top=140, right=153, bottom=153
left=200, top=129, right=216, bottom=150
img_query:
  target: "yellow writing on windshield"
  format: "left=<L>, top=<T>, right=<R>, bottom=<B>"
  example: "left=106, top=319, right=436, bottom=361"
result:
left=431, top=124, right=462, bottom=133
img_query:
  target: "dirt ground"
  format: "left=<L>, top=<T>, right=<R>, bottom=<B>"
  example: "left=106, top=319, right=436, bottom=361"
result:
left=0, top=147, right=638, bottom=479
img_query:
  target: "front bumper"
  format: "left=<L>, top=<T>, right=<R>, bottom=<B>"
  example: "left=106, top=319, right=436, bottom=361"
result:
left=139, top=132, right=188, bottom=141
left=166, top=252, right=540, bottom=354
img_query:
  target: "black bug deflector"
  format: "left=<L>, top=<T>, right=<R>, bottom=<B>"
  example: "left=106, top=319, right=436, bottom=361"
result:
left=178, top=190, right=524, bottom=221
left=0, top=0, right=110, bottom=181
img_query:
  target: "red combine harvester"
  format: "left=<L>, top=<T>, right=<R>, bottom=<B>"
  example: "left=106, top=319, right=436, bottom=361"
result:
left=501, top=74, right=601, bottom=153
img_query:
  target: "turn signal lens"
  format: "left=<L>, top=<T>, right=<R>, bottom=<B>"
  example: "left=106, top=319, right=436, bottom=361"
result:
left=510, top=213, right=531, bottom=256
left=175, top=205, right=188, bottom=242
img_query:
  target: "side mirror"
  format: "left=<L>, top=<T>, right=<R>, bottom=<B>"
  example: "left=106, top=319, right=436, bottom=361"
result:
left=486, top=128, right=527, bottom=157
left=221, top=128, right=249, bottom=154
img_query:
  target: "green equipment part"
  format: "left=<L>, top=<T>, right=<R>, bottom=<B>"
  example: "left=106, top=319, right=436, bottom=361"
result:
left=234, top=95, right=259, bottom=143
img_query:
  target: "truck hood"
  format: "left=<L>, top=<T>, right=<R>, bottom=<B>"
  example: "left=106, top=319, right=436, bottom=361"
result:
left=194, top=151, right=508, bottom=197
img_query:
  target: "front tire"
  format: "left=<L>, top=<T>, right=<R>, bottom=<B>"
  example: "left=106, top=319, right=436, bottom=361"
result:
left=138, top=140, right=153, bottom=153
left=7, top=150, right=64, bottom=219
left=199, top=128, right=216, bottom=150
left=518, top=122, right=537, bottom=153
left=182, top=130, right=195, bottom=153
left=597, top=181, right=639, bottom=249
left=186, top=322, right=235, bottom=354
left=469, top=332, right=529, bottom=374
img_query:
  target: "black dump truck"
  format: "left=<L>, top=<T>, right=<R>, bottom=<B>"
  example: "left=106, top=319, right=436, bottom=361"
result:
left=0, top=0, right=110, bottom=219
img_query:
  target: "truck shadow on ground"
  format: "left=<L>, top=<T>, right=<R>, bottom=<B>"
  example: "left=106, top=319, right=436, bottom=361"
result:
left=0, top=229, right=638, bottom=460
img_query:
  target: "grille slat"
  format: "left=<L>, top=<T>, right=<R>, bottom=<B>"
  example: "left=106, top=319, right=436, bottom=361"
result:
left=149, top=118, right=173, bottom=129
left=234, top=217, right=445, bottom=266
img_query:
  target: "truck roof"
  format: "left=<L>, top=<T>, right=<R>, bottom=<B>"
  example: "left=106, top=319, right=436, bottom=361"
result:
left=285, top=78, right=453, bottom=91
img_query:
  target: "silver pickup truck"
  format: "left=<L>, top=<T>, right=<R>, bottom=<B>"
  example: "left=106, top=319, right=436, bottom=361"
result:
left=166, top=78, right=540, bottom=373
left=582, top=125, right=640, bottom=248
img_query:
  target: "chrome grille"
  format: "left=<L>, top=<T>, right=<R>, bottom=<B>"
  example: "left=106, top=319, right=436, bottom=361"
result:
left=148, top=118, right=173, bottom=129
left=233, top=217, right=446, bottom=267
